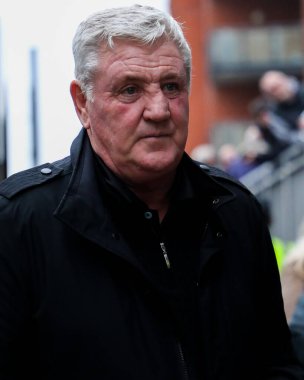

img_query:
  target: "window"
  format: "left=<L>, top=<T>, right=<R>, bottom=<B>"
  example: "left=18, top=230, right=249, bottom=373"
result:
left=209, top=24, right=303, bottom=83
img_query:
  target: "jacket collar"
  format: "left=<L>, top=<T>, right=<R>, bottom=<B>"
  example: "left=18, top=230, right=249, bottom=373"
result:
left=55, top=129, right=235, bottom=274
left=67, top=128, right=234, bottom=206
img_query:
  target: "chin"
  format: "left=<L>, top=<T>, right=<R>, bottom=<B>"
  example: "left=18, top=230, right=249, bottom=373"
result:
left=139, top=151, right=182, bottom=173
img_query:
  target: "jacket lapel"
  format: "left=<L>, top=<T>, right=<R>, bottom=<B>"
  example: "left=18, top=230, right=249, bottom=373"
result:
left=54, top=130, right=237, bottom=287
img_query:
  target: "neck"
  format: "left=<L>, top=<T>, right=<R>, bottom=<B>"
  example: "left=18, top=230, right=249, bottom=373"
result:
left=128, top=174, right=175, bottom=222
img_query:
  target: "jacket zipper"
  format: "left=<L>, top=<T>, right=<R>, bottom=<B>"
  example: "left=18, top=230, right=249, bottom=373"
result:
left=159, top=240, right=189, bottom=379
left=175, top=222, right=209, bottom=380
left=160, top=230, right=196, bottom=379
left=178, top=342, right=190, bottom=380
left=160, top=241, right=171, bottom=269
left=202, top=222, right=209, bottom=239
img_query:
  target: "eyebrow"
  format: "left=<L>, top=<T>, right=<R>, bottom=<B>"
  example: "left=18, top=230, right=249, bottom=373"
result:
left=161, top=72, right=186, bottom=81
left=115, top=71, right=186, bottom=84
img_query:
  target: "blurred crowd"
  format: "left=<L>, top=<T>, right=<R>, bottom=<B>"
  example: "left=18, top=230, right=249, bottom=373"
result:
left=191, top=70, right=304, bottom=366
left=191, top=70, right=304, bottom=180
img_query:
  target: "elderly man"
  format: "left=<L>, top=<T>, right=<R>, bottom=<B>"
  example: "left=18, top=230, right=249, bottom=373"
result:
left=0, top=5, right=302, bottom=380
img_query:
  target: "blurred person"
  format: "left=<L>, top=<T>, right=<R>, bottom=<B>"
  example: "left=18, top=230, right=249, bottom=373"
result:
left=297, top=111, right=304, bottom=130
left=250, top=97, right=304, bottom=150
left=257, top=197, right=292, bottom=271
left=289, top=291, right=304, bottom=368
left=217, top=142, right=253, bottom=179
left=190, top=143, right=217, bottom=165
left=0, top=5, right=302, bottom=380
left=281, top=222, right=304, bottom=322
left=296, top=111, right=304, bottom=143
left=220, top=126, right=269, bottom=180
left=217, top=143, right=239, bottom=171
left=232, top=138, right=267, bottom=178
left=248, top=97, right=291, bottom=161
left=281, top=222, right=304, bottom=368
left=259, top=70, right=304, bottom=131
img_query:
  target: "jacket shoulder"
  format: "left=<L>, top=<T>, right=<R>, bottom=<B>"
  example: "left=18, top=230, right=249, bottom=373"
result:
left=0, top=156, right=71, bottom=200
left=195, top=161, right=252, bottom=194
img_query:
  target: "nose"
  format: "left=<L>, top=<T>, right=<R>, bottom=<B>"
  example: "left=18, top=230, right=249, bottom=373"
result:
left=143, top=91, right=171, bottom=122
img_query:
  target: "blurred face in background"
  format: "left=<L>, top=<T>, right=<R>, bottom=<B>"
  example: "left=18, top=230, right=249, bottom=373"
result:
left=260, top=71, right=296, bottom=102
left=298, top=112, right=304, bottom=130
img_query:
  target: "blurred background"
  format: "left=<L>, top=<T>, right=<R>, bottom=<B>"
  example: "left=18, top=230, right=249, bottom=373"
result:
left=0, top=0, right=169, bottom=177
left=1, top=0, right=304, bottom=245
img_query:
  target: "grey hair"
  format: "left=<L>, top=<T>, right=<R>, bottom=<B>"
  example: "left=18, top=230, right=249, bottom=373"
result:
left=72, top=4, right=192, bottom=101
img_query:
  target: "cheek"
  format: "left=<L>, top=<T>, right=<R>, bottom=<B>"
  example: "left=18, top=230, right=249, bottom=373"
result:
left=172, top=98, right=189, bottom=125
left=109, top=101, right=143, bottom=127
left=99, top=111, right=139, bottom=151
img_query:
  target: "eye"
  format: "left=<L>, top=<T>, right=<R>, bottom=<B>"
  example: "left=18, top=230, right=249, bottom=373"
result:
left=117, top=85, right=141, bottom=103
left=121, top=86, right=138, bottom=95
left=163, top=82, right=180, bottom=97
left=163, top=83, right=179, bottom=92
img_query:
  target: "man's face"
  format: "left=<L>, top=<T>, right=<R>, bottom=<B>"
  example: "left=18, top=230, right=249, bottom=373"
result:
left=261, top=73, right=294, bottom=102
left=74, top=39, right=189, bottom=186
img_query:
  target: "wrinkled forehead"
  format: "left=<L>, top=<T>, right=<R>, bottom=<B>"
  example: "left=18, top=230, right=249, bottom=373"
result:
left=97, top=38, right=185, bottom=72
left=93, top=38, right=190, bottom=89
left=98, top=36, right=181, bottom=57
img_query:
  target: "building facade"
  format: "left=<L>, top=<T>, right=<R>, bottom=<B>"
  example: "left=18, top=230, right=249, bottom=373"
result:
left=171, top=0, right=304, bottom=153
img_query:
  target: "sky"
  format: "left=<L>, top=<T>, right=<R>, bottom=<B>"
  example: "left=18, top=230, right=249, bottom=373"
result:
left=0, top=0, right=169, bottom=175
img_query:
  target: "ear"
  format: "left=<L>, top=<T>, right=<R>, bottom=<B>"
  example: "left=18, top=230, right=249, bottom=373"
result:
left=70, top=80, right=90, bottom=129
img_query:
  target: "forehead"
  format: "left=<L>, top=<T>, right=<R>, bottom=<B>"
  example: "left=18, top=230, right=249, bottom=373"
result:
left=98, top=39, right=186, bottom=77
left=263, top=73, right=287, bottom=89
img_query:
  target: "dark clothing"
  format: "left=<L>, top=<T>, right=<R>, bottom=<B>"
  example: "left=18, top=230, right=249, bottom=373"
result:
left=273, top=87, right=304, bottom=131
left=256, top=121, right=290, bottom=163
left=0, top=129, right=302, bottom=379
left=224, top=156, right=258, bottom=180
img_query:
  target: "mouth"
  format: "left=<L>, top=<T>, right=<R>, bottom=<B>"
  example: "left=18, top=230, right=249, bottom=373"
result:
left=143, top=133, right=171, bottom=139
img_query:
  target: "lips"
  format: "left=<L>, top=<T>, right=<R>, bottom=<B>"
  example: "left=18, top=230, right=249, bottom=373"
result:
left=146, top=134, right=168, bottom=138
left=142, top=132, right=171, bottom=139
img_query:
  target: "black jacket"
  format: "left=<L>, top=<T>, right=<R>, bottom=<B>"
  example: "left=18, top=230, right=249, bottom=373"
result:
left=0, top=129, right=302, bottom=380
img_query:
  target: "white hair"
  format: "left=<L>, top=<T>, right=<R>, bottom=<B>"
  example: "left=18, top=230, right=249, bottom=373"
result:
left=72, top=4, right=192, bottom=101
